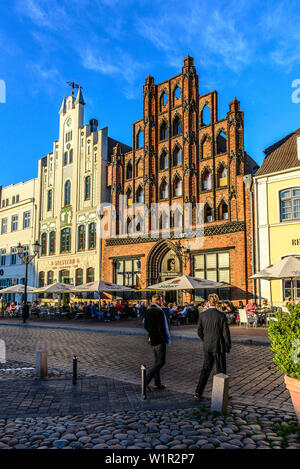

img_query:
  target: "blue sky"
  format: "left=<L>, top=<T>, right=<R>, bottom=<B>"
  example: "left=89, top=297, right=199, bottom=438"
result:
left=0, top=0, right=300, bottom=187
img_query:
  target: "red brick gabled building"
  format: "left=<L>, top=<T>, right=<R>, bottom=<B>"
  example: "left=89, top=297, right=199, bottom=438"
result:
left=102, top=56, right=259, bottom=304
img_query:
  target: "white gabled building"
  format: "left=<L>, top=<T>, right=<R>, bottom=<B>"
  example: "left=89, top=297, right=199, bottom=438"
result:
left=0, top=179, right=38, bottom=302
left=36, top=87, right=130, bottom=290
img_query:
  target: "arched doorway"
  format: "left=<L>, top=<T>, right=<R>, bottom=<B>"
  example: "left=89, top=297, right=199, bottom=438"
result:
left=147, top=240, right=182, bottom=304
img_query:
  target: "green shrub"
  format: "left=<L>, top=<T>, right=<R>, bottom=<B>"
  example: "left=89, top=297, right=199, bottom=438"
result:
left=268, top=304, right=300, bottom=379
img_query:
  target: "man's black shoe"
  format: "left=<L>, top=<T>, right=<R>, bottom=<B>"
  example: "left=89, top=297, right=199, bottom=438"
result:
left=154, top=384, right=166, bottom=390
left=146, top=385, right=153, bottom=392
left=193, top=393, right=203, bottom=400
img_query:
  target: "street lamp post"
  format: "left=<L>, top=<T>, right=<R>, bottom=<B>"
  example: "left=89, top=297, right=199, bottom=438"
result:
left=16, top=241, right=40, bottom=305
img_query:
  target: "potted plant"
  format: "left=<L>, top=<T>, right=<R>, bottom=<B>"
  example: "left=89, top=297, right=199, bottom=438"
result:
left=268, top=304, right=300, bottom=424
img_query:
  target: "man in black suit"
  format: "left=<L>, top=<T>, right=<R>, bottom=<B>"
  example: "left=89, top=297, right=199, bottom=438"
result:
left=144, top=294, right=170, bottom=390
left=194, top=293, right=231, bottom=399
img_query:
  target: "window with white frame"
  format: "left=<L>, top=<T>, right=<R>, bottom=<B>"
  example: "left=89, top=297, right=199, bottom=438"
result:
left=0, top=248, right=6, bottom=266
left=280, top=188, right=300, bottom=221
left=1, top=218, right=7, bottom=234
left=11, top=247, right=17, bottom=265
left=23, top=211, right=31, bottom=229
left=11, top=215, right=18, bottom=231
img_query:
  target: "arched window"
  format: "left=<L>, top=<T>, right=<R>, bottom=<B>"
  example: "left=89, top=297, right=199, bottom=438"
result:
left=47, top=189, right=52, bottom=211
left=160, top=179, right=168, bottom=199
left=63, top=152, right=68, bottom=166
left=173, top=115, right=182, bottom=136
left=136, top=129, right=144, bottom=149
left=49, top=231, right=56, bottom=255
left=39, top=271, right=45, bottom=288
left=159, top=211, right=170, bottom=230
left=41, top=233, right=47, bottom=256
left=160, top=121, right=168, bottom=141
left=174, top=86, right=181, bottom=101
left=217, top=131, right=227, bottom=154
left=75, top=268, right=83, bottom=286
left=160, top=91, right=168, bottom=110
left=135, top=213, right=144, bottom=233
left=60, top=228, right=71, bottom=253
left=219, top=201, right=229, bottom=220
left=204, top=204, right=213, bottom=223
left=160, top=150, right=168, bottom=170
left=135, top=159, right=142, bottom=177
left=217, top=164, right=227, bottom=187
left=78, top=225, right=86, bottom=251
left=136, top=186, right=144, bottom=203
left=127, top=217, right=133, bottom=234
left=173, top=176, right=182, bottom=197
left=173, top=208, right=183, bottom=228
left=201, top=105, right=210, bottom=126
left=88, top=223, right=96, bottom=249
left=86, top=267, right=95, bottom=283
left=173, top=146, right=182, bottom=166
left=201, top=136, right=211, bottom=159
left=69, top=148, right=73, bottom=164
left=126, top=161, right=132, bottom=179
left=126, top=187, right=133, bottom=207
left=59, top=269, right=70, bottom=283
left=64, top=180, right=71, bottom=206
left=47, top=271, right=54, bottom=285
left=202, top=169, right=212, bottom=191
left=84, top=176, right=91, bottom=200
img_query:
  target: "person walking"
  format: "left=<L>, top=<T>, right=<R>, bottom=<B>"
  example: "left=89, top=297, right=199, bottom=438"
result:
left=21, top=302, right=29, bottom=324
left=194, top=293, right=231, bottom=400
left=144, top=294, right=171, bottom=391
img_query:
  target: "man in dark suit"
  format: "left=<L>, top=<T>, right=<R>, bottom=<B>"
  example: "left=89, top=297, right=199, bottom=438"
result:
left=194, top=293, right=231, bottom=399
left=144, top=294, right=170, bottom=390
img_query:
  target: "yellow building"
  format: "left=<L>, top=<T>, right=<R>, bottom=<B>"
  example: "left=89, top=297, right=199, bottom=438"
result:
left=254, top=129, right=300, bottom=304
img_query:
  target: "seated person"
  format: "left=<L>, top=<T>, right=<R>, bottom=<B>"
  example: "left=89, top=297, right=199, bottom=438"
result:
left=222, top=301, right=236, bottom=324
left=245, top=299, right=258, bottom=326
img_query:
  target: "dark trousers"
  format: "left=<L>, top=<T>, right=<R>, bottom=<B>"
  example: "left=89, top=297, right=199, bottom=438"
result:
left=195, top=350, right=226, bottom=396
left=146, top=343, right=166, bottom=386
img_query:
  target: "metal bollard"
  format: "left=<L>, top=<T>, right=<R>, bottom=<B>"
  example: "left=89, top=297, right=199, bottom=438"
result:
left=141, top=364, right=147, bottom=400
left=72, top=355, right=78, bottom=385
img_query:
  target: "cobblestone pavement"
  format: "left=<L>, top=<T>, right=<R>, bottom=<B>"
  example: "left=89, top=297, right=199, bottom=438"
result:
left=0, top=318, right=271, bottom=345
left=0, top=324, right=291, bottom=411
left=0, top=402, right=299, bottom=449
left=0, top=324, right=298, bottom=450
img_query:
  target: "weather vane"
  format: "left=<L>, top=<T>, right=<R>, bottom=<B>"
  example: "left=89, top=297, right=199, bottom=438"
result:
left=66, top=81, right=83, bottom=96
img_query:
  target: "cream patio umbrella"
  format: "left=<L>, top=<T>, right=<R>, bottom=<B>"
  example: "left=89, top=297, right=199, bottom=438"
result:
left=146, top=275, right=230, bottom=303
left=147, top=275, right=230, bottom=291
left=0, top=284, right=36, bottom=294
left=250, top=255, right=300, bottom=303
left=69, top=280, right=134, bottom=293
left=33, top=282, right=73, bottom=294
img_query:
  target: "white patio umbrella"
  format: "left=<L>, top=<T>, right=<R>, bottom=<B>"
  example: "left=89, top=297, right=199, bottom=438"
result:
left=0, top=284, right=36, bottom=294
left=33, top=282, right=73, bottom=294
left=69, top=280, right=134, bottom=293
left=147, top=275, right=230, bottom=291
left=250, top=255, right=300, bottom=302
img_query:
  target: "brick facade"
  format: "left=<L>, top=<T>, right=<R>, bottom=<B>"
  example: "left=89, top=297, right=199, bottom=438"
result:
left=102, top=56, right=258, bottom=304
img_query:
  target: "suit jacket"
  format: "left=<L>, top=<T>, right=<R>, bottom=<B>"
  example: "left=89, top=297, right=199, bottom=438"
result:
left=197, top=307, right=231, bottom=354
left=144, top=304, right=167, bottom=346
